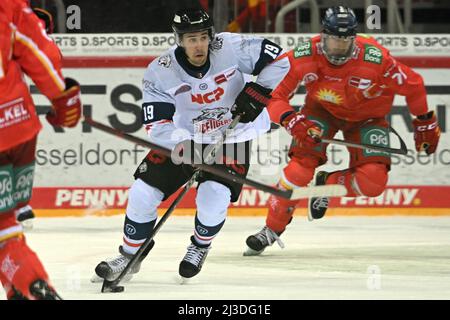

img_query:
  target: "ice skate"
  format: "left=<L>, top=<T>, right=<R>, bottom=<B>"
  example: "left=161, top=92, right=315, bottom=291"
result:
left=178, top=236, right=211, bottom=281
left=16, top=205, right=35, bottom=230
left=92, top=240, right=154, bottom=283
left=308, top=171, right=330, bottom=221
left=244, top=226, right=284, bottom=256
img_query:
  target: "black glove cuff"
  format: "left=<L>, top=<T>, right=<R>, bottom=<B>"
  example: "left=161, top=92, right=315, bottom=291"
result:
left=417, top=111, right=434, bottom=121
left=280, top=111, right=295, bottom=124
left=64, top=77, right=80, bottom=90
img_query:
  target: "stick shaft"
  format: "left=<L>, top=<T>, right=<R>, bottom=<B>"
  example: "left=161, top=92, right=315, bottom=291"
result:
left=321, top=138, right=407, bottom=155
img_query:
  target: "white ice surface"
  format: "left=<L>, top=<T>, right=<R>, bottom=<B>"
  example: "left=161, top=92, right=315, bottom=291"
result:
left=3, top=215, right=450, bottom=300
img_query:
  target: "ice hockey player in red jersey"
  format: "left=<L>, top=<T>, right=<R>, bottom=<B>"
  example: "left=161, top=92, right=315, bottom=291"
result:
left=0, top=0, right=82, bottom=299
left=14, top=8, right=53, bottom=231
left=244, top=6, right=441, bottom=255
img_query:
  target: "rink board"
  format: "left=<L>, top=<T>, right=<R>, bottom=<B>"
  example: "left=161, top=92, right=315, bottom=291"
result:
left=30, top=185, right=450, bottom=217
left=27, top=33, right=450, bottom=217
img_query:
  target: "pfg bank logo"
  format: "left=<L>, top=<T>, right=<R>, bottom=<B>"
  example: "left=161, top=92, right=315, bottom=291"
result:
left=363, top=128, right=389, bottom=155
left=0, top=172, right=13, bottom=196
left=364, top=46, right=382, bottom=64
left=14, top=166, right=34, bottom=190
left=13, top=166, right=34, bottom=202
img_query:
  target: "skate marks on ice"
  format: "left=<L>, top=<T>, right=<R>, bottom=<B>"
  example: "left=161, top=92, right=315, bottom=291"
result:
left=8, top=215, right=450, bottom=299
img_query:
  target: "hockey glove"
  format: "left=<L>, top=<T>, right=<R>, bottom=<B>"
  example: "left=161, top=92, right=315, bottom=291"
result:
left=282, top=112, right=322, bottom=148
left=412, top=111, right=441, bottom=155
left=46, top=78, right=82, bottom=128
left=231, top=82, right=271, bottom=123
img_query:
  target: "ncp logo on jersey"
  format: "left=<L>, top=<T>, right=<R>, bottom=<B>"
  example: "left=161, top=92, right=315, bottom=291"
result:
left=191, top=87, right=225, bottom=104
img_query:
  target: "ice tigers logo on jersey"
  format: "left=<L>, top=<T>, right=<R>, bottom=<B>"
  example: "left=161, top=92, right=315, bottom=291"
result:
left=192, top=108, right=228, bottom=122
left=192, top=107, right=231, bottom=135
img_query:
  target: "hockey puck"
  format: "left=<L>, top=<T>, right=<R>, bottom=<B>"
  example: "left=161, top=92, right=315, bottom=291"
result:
left=101, top=280, right=125, bottom=293
left=111, top=286, right=125, bottom=293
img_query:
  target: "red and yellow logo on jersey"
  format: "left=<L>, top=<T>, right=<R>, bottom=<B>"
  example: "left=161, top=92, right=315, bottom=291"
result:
left=315, top=88, right=343, bottom=105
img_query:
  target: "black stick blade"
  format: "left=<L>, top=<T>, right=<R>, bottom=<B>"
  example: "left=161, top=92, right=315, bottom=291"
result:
left=101, top=279, right=124, bottom=293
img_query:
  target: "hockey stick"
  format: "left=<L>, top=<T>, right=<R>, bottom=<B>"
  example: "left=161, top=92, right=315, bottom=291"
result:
left=86, top=117, right=346, bottom=292
left=321, top=137, right=407, bottom=155
left=320, top=126, right=408, bottom=155
left=98, top=115, right=243, bottom=293
left=84, top=117, right=347, bottom=201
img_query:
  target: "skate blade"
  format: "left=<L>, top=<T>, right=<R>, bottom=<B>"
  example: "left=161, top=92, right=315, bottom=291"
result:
left=307, top=198, right=314, bottom=222
left=290, top=184, right=346, bottom=200
left=91, top=274, right=103, bottom=283
left=90, top=273, right=132, bottom=283
left=243, top=247, right=264, bottom=256
left=178, top=276, right=190, bottom=285
left=21, top=220, right=34, bottom=230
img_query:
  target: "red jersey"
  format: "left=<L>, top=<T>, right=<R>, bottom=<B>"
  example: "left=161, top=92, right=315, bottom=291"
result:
left=268, top=34, right=429, bottom=124
left=0, top=0, right=65, bottom=152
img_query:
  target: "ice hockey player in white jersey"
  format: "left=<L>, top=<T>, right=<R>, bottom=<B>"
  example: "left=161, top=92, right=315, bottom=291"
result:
left=93, top=7, right=289, bottom=282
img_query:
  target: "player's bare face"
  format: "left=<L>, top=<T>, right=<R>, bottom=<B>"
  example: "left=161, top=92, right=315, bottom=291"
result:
left=182, top=31, right=210, bottom=66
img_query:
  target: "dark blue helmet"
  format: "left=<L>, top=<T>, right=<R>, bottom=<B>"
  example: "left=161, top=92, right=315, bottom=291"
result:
left=322, top=6, right=358, bottom=37
left=172, top=8, right=215, bottom=45
left=321, top=6, right=357, bottom=65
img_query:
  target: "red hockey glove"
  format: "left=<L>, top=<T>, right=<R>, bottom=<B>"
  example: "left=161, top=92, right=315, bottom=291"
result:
left=46, top=78, right=82, bottom=128
left=282, top=112, right=322, bottom=148
left=0, top=237, right=59, bottom=300
left=412, top=111, right=441, bottom=155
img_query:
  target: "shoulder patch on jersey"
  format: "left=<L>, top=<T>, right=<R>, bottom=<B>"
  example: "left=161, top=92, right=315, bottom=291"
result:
left=293, top=40, right=312, bottom=58
left=210, top=36, right=223, bottom=51
left=363, top=44, right=382, bottom=64
left=158, top=55, right=172, bottom=68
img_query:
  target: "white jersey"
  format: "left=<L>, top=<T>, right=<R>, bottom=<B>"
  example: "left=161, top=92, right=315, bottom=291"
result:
left=141, top=32, right=290, bottom=148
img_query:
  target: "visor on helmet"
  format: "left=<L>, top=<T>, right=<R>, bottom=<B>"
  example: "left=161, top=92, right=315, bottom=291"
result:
left=321, top=33, right=355, bottom=65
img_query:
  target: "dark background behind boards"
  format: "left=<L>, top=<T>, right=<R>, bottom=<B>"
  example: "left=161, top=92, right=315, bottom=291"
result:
left=30, top=0, right=206, bottom=33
